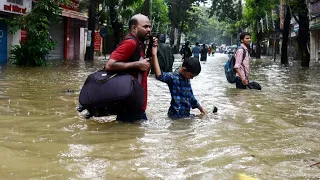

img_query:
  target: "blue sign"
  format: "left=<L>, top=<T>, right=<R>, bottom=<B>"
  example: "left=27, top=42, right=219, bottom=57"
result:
left=100, top=28, right=108, bottom=38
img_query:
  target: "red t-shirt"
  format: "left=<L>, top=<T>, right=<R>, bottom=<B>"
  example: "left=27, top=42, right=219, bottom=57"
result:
left=110, top=34, right=148, bottom=111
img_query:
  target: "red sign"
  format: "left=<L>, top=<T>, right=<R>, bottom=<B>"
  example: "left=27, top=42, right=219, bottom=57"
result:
left=60, top=0, right=80, bottom=12
left=21, top=30, right=27, bottom=43
left=4, top=4, right=27, bottom=14
left=94, top=32, right=102, bottom=51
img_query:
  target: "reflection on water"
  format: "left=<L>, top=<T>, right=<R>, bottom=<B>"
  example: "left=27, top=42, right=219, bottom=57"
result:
left=0, top=56, right=319, bottom=179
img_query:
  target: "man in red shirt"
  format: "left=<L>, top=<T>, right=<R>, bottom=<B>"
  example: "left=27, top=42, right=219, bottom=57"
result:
left=105, top=14, right=153, bottom=121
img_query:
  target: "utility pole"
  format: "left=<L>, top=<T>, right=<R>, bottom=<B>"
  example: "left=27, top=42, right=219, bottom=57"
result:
left=84, top=0, right=98, bottom=61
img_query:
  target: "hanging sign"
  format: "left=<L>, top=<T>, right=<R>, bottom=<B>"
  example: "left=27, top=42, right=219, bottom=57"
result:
left=21, top=30, right=27, bottom=43
left=94, top=32, right=102, bottom=51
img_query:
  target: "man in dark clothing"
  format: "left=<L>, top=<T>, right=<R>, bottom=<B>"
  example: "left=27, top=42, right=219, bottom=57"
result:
left=155, top=34, right=174, bottom=72
left=200, top=44, right=208, bottom=61
left=180, top=41, right=192, bottom=60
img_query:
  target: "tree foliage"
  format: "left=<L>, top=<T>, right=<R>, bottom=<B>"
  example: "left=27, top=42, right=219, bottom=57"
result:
left=130, top=0, right=170, bottom=34
left=5, top=0, right=69, bottom=66
left=166, top=0, right=206, bottom=48
left=209, top=0, right=242, bottom=22
left=184, top=6, right=231, bottom=44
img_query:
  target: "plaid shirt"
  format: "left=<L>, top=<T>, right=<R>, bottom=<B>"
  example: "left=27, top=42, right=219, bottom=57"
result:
left=156, top=72, right=200, bottom=118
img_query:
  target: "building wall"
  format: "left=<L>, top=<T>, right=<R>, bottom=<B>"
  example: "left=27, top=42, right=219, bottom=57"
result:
left=68, top=18, right=75, bottom=60
left=7, top=28, right=21, bottom=56
left=0, top=0, right=32, bottom=63
left=310, top=1, right=320, bottom=61
left=310, top=30, right=319, bottom=61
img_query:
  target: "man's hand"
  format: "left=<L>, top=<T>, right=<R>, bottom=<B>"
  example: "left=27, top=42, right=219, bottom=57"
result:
left=242, top=78, right=249, bottom=85
left=136, top=58, right=150, bottom=71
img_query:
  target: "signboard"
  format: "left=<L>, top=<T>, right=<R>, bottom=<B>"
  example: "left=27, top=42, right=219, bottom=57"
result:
left=3, top=4, right=27, bottom=14
left=21, top=30, right=27, bottom=43
left=94, top=31, right=102, bottom=51
left=60, top=0, right=80, bottom=12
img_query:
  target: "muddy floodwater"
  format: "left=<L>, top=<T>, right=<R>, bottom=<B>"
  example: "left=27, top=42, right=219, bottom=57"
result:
left=0, top=54, right=319, bottom=179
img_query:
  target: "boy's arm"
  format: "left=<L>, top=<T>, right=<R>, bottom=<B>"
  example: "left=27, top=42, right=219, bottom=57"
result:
left=151, top=53, right=162, bottom=77
left=190, top=90, right=208, bottom=114
left=198, top=105, right=208, bottom=114
left=151, top=42, right=173, bottom=84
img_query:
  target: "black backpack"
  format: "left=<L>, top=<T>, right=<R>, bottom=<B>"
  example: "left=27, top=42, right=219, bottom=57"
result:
left=78, top=36, right=144, bottom=118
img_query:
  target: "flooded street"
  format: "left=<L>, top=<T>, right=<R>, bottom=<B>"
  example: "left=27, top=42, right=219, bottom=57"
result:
left=0, top=54, right=319, bottom=179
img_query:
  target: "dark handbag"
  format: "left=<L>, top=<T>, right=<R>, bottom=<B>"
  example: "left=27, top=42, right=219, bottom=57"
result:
left=79, top=70, right=144, bottom=116
left=247, top=81, right=262, bottom=90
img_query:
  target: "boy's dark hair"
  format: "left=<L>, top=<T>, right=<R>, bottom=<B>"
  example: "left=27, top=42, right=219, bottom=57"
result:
left=182, top=57, right=201, bottom=76
left=240, top=32, right=251, bottom=40
left=128, top=18, right=138, bottom=30
left=196, top=42, right=199, bottom=46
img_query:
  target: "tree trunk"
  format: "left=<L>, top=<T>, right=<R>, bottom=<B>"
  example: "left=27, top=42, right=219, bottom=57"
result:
left=177, top=20, right=185, bottom=51
left=142, top=0, right=150, bottom=17
left=84, top=0, right=98, bottom=61
left=296, top=2, right=310, bottom=67
left=256, top=31, right=262, bottom=59
left=169, top=0, right=177, bottom=52
left=281, top=7, right=291, bottom=65
left=109, top=4, right=122, bottom=50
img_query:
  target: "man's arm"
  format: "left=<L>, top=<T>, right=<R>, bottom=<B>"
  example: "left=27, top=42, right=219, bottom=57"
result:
left=105, top=59, right=138, bottom=72
left=105, top=39, right=150, bottom=72
left=235, top=68, right=248, bottom=85
left=234, top=49, right=248, bottom=85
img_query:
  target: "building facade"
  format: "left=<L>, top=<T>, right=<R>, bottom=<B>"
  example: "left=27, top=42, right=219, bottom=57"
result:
left=310, top=0, right=320, bottom=61
left=48, top=0, right=87, bottom=60
left=0, top=0, right=87, bottom=63
left=0, top=0, right=32, bottom=63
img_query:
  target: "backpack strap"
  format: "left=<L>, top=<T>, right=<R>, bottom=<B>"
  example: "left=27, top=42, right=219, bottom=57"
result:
left=123, top=35, right=142, bottom=63
left=123, top=35, right=143, bottom=84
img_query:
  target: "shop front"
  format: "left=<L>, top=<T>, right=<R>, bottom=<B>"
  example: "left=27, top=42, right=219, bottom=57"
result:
left=310, top=1, right=320, bottom=61
left=0, top=0, right=31, bottom=63
left=48, top=0, right=87, bottom=60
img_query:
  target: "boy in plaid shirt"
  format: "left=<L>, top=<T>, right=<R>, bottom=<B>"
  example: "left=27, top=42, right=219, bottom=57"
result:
left=151, top=41, right=207, bottom=118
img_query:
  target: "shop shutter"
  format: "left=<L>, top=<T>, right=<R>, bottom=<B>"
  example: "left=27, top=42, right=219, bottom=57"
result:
left=48, top=23, right=64, bottom=60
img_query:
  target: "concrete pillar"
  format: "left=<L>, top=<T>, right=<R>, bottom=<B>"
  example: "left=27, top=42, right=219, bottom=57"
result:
left=7, top=28, right=21, bottom=58
left=80, top=28, right=85, bottom=60
left=310, top=30, right=319, bottom=61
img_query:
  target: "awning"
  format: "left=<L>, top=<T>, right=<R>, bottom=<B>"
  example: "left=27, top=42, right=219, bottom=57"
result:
left=62, top=9, right=88, bottom=21
left=310, top=23, right=320, bottom=30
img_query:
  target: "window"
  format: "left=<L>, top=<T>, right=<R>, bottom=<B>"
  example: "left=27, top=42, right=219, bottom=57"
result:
left=7, top=0, right=23, bottom=5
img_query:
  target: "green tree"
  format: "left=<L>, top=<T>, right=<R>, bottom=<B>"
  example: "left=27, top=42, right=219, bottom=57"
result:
left=84, top=0, right=138, bottom=61
left=166, top=0, right=206, bottom=51
left=184, top=6, right=231, bottom=45
left=132, top=0, right=170, bottom=34
left=4, top=0, right=69, bottom=66
left=242, top=0, right=278, bottom=59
